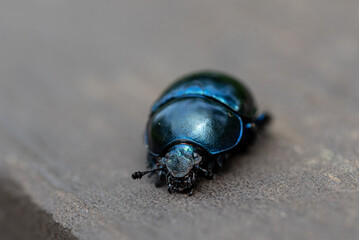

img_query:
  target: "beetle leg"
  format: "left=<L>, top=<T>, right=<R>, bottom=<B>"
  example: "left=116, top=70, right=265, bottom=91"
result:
left=255, top=112, right=272, bottom=130
left=203, top=167, right=214, bottom=179
left=202, top=158, right=217, bottom=179
left=194, top=165, right=207, bottom=173
left=242, top=122, right=258, bottom=148
left=205, top=171, right=214, bottom=179
left=155, top=171, right=166, bottom=187
left=188, top=189, right=193, bottom=196
left=216, top=153, right=230, bottom=168
left=195, top=165, right=213, bottom=179
left=216, top=156, right=224, bottom=168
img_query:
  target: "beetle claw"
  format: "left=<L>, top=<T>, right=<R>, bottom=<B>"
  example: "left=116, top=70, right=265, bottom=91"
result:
left=205, top=171, right=214, bottom=179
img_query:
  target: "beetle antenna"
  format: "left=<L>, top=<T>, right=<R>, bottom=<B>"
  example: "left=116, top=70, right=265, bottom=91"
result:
left=132, top=167, right=163, bottom=179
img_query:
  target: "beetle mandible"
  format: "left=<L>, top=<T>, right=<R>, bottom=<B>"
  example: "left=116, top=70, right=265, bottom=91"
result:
left=132, top=71, right=271, bottom=195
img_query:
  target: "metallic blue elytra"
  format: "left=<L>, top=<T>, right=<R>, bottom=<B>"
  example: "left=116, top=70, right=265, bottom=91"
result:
left=147, top=97, right=243, bottom=156
left=132, top=71, right=271, bottom=195
left=151, top=72, right=257, bottom=117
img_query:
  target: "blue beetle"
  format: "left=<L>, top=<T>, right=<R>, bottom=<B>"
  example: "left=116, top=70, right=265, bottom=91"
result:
left=132, top=71, right=271, bottom=195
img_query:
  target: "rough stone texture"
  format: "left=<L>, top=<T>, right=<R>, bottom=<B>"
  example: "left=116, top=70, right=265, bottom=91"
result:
left=0, top=1, right=358, bottom=239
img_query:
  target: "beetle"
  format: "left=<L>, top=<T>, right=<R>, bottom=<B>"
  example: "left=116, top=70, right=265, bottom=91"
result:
left=132, top=71, right=271, bottom=195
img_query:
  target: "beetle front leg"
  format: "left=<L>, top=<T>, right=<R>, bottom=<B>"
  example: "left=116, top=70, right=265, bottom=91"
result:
left=155, top=170, right=166, bottom=187
left=168, top=185, right=173, bottom=194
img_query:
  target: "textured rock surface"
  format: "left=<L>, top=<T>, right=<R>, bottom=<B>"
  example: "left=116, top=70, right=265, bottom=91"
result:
left=0, top=1, right=358, bottom=239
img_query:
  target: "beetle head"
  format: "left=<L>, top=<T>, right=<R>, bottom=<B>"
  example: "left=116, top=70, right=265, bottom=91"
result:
left=161, top=144, right=202, bottom=193
left=131, top=144, right=203, bottom=194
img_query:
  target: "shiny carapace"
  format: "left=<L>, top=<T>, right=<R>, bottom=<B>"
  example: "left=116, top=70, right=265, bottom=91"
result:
left=132, top=71, right=271, bottom=195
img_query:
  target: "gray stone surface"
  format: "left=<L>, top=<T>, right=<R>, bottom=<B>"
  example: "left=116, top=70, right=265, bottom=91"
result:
left=0, top=0, right=358, bottom=239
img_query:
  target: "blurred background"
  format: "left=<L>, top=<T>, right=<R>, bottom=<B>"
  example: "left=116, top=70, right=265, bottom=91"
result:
left=0, top=1, right=358, bottom=239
